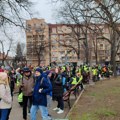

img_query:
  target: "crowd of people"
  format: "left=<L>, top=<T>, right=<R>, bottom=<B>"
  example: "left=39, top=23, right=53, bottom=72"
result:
left=0, top=64, right=113, bottom=120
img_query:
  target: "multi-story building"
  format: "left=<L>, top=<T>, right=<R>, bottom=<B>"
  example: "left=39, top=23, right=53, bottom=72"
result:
left=26, top=18, right=50, bottom=66
left=26, top=18, right=117, bottom=66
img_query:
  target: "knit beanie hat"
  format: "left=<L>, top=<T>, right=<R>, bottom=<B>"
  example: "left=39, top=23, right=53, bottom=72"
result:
left=35, top=67, right=43, bottom=74
left=23, top=67, right=31, bottom=72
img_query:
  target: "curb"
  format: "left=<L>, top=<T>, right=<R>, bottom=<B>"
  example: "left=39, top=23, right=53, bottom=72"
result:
left=65, top=89, right=85, bottom=119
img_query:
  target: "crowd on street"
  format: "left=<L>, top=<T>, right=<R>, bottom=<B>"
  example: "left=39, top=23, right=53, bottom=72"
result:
left=0, top=63, right=113, bottom=120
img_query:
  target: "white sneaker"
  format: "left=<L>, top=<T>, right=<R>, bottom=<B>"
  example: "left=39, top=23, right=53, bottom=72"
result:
left=53, top=107, right=60, bottom=111
left=57, top=109, right=64, bottom=114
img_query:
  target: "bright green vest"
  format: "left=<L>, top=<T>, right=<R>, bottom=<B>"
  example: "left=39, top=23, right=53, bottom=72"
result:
left=77, top=75, right=83, bottom=84
left=71, top=77, right=77, bottom=85
left=48, top=66, right=51, bottom=70
left=18, top=92, right=23, bottom=103
left=92, top=69, right=97, bottom=75
left=62, top=66, right=66, bottom=71
left=16, top=75, right=22, bottom=86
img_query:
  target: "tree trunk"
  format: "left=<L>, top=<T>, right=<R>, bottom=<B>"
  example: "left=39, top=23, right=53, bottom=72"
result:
left=95, top=39, right=98, bottom=64
left=85, top=42, right=89, bottom=64
left=38, top=57, right=41, bottom=66
left=110, top=32, right=117, bottom=76
left=84, top=35, right=89, bottom=64
left=2, top=59, right=4, bottom=66
left=110, top=48, right=116, bottom=76
left=77, top=43, right=80, bottom=60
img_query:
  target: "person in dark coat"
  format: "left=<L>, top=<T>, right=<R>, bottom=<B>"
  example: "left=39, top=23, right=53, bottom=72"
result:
left=20, top=67, right=34, bottom=120
left=52, top=67, right=65, bottom=114
left=30, top=67, right=52, bottom=120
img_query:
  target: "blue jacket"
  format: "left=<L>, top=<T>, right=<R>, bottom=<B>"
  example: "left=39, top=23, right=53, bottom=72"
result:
left=44, top=71, right=52, bottom=96
left=32, top=73, right=52, bottom=106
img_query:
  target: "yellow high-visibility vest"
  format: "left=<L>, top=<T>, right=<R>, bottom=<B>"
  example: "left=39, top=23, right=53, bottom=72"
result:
left=71, top=77, right=77, bottom=85
left=77, top=75, right=83, bottom=84
left=16, top=75, right=22, bottom=86
left=18, top=92, right=23, bottom=103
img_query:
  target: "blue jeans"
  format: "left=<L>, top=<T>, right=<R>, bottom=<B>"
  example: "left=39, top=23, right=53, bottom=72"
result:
left=0, top=109, right=9, bottom=120
left=47, top=95, right=52, bottom=110
left=30, top=105, right=51, bottom=120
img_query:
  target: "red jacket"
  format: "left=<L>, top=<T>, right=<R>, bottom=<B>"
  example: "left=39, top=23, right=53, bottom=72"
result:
left=0, top=69, right=4, bottom=72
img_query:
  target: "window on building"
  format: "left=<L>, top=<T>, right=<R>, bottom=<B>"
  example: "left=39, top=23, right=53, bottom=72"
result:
left=52, top=28, right=56, bottom=33
left=52, top=46, right=57, bottom=50
left=60, top=35, right=64, bottom=40
left=59, top=40, right=63, bottom=44
left=36, top=26, right=44, bottom=32
left=34, top=24, right=36, bottom=27
left=99, top=44, right=104, bottom=49
left=27, top=36, right=32, bottom=39
left=99, top=50, right=105, bottom=56
left=52, top=57, right=57, bottom=61
left=52, top=40, right=57, bottom=44
left=51, top=34, right=57, bottom=40
left=26, top=24, right=31, bottom=32
left=60, top=51, right=65, bottom=55
left=39, top=35, right=44, bottom=40
left=92, top=56, right=96, bottom=60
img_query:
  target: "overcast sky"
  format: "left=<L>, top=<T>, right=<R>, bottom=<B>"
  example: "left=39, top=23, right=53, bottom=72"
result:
left=1, top=0, right=59, bottom=56
left=30, top=0, right=57, bottom=23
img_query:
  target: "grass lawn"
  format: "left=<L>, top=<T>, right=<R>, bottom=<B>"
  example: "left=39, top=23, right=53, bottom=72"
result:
left=68, top=77, right=120, bottom=120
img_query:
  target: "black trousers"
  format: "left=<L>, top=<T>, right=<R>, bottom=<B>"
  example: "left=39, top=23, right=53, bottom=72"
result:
left=23, top=96, right=32, bottom=119
left=56, top=96, right=64, bottom=110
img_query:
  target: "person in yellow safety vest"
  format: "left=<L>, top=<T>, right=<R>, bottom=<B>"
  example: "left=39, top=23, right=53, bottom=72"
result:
left=18, top=92, right=23, bottom=107
left=76, top=72, right=84, bottom=90
left=71, top=73, right=83, bottom=85
left=70, top=73, right=84, bottom=96
left=92, top=67, right=98, bottom=82
left=76, top=73, right=83, bottom=83
left=62, top=66, right=66, bottom=72
left=71, top=76, right=77, bottom=85
left=16, top=74, right=23, bottom=86
left=84, top=65, right=89, bottom=73
left=16, top=68, right=23, bottom=86
left=48, top=66, right=51, bottom=70
left=75, top=66, right=81, bottom=74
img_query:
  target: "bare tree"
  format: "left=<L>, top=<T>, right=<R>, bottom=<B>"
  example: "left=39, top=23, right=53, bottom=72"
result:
left=54, top=0, right=120, bottom=75
left=0, top=0, right=32, bottom=27
left=30, top=25, right=49, bottom=66
left=0, top=30, right=13, bottom=65
left=0, top=0, right=32, bottom=66
left=54, top=0, right=88, bottom=62
left=87, top=0, right=120, bottom=75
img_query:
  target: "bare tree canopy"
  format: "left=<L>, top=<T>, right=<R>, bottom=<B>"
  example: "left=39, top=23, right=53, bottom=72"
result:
left=0, top=0, right=32, bottom=27
left=53, top=0, right=120, bottom=75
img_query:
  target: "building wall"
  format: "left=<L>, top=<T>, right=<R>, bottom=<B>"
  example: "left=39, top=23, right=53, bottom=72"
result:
left=49, top=24, right=78, bottom=65
left=26, top=18, right=49, bottom=66
left=26, top=18, right=115, bottom=66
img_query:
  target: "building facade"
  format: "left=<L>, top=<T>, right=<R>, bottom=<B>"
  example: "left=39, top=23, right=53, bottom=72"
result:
left=26, top=18, right=117, bottom=66
left=26, top=18, right=50, bottom=66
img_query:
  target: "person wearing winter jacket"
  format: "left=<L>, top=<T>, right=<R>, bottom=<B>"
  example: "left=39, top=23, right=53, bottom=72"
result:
left=20, top=67, right=35, bottom=120
left=0, top=72, right=12, bottom=120
left=44, top=71, right=52, bottom=116
left=30, top=67, right=52, bottom=120
left=52, top=67, right=65, bottom=114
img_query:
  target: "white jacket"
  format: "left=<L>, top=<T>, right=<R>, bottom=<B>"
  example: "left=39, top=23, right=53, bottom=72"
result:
left=0, top=84, right=12, bottom=109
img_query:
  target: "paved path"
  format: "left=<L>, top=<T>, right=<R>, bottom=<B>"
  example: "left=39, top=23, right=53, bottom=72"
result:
left=9, top=93, right=76, bottom=120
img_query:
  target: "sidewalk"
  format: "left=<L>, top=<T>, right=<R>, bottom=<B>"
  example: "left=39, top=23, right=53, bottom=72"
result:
left=9, top=94, right=76, bottom=120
